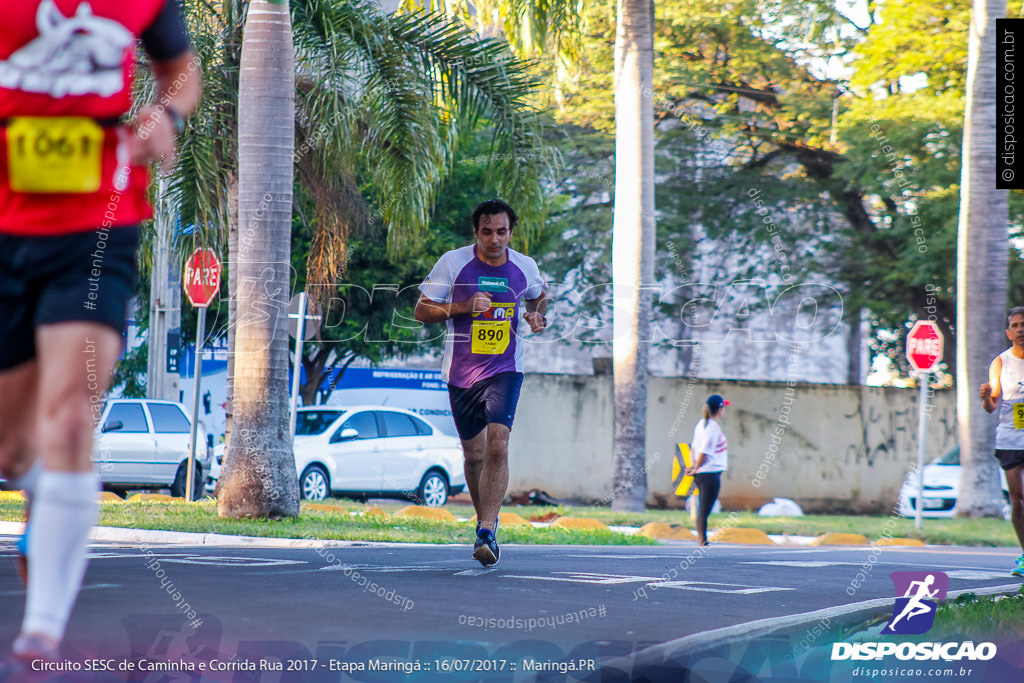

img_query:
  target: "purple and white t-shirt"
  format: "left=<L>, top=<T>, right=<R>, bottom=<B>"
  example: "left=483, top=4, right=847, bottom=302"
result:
left=419, top=245, right=546, bottom=388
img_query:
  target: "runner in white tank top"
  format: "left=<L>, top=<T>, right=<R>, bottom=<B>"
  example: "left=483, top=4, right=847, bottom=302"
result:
left=979, top=307, right=1024, bottom=576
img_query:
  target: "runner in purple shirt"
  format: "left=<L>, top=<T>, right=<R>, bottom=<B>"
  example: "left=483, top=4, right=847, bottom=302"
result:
left=414, top=199, right=547, bottom=566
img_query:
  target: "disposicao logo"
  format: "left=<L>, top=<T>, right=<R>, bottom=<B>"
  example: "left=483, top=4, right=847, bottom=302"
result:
left=882, top=571, right=949, bottom=635
left=831, top=570, right=997, bottom=663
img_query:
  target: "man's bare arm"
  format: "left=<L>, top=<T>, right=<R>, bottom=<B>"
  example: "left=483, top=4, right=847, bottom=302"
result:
left=523, top=292, right=548, bottom=333
left=980, top=356, right=1003, bottom=414
left=414, top=292, right=491, bottom=324
left=131, top=50, right=202, bottom=169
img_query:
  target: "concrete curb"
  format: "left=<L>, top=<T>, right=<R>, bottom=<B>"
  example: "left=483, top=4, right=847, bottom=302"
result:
left=710, top=528, right=776, bottom=545
left=551, top=517, right=607, bottom=531
left=812, top=532, right=870, bottom=546
left=604, top=582, right=1024, bottom=669
left=0, top=521, right=440, bottom=549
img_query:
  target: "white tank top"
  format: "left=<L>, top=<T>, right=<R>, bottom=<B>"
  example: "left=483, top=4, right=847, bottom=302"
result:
left=996, top=348, right=1024, bottom=449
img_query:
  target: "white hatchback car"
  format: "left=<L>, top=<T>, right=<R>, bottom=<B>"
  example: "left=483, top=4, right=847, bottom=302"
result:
left=898, top=445, right=1010, bottom=519
left=293, top=406, right=466, bottom=506
left=95, top=399, right=210, bottom=499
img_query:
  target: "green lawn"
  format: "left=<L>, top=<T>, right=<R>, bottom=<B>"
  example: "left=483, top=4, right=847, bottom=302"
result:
left=930, top=588, right=1024, bottom=639
left=0, top=497, right=1017, bottom=547
left=0, top=498, right=652, bottom=546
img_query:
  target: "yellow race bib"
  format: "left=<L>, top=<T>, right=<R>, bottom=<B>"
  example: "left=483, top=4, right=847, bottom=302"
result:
left=7, top=117, right=104, bottom=193
left=471, top=319, right=511, bottom=355
left=1013, top=403, right=1024, bottom=429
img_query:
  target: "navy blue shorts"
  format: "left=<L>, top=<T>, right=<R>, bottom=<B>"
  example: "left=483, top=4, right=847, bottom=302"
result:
left=995, top=449, right=1024, bottom=471
left=0, top=226, right=140, bottom=370
left=448, top=371, right=524, bottom=441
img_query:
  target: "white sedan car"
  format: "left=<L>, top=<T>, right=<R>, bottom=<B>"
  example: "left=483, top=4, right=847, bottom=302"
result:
left=898, top=445, right=1010, bottom=519
left=293, top=406, right=466, bottom=506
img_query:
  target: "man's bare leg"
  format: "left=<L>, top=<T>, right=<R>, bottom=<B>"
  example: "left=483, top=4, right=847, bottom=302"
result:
left=461, top=429, right=488, bottom=523
left=16, top=323, right=121, bottom=657
left=474, top=424, right=510, bottom=532
left=1006, top=465, right=1024, bottom=552
left=0, top=360, right=39, bottom=484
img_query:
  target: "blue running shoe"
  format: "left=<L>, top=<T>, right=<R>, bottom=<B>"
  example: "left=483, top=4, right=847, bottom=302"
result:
left=1012, top=554, right=1024, bottom=577
left=475, top=514, right=499, bottom=537
left=15, top=518, right=29, bottom=585
left=473, top=528, right=499, bottom=567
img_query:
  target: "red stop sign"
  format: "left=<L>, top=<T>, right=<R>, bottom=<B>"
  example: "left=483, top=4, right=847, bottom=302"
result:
left=183, top=248, right=221, bottom=308
left=906, top=320, right=943, bottom=372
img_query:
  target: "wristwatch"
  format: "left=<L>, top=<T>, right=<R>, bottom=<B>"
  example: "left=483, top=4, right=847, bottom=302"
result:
left=166, top=106, right=186, bottom=134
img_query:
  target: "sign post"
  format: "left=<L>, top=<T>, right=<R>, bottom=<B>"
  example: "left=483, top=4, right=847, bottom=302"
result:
left=288, top=292, right=322, bottom=437
left=183, top=248, right=221, bottom=501
left=906, top=320, right=944, bottom=530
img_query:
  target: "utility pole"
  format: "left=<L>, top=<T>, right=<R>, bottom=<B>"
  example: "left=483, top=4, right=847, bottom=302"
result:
left=148, top=176, right=182, bottom=401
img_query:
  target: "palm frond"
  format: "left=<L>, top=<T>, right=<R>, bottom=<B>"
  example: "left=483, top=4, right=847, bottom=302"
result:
left=292, top=0, right=552, bottom=253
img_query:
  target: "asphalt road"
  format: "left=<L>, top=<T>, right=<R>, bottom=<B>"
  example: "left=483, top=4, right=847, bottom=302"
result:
left=0, top=538, right=1021, bottom=682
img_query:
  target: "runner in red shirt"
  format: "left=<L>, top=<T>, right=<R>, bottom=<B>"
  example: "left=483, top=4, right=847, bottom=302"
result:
left=0, top=0, right=200, bottom=660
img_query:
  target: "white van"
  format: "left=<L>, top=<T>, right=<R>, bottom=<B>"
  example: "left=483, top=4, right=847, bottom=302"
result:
left=95, top=399, right=210, bottom=499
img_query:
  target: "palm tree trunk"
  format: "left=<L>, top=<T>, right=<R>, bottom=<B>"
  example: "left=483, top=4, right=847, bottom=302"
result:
left=222, top=175, right=238, bottom=471
left=611, top=0, right=655, bottom=513
left=956, top=0, right=1007, bottom=517
left=218, top=0, right=300, bottom=519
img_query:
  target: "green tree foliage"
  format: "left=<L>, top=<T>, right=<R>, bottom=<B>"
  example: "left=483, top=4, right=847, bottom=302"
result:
left=533, top=0, right=1024, bottom=379
left=292, top=131, right=518, bottom=404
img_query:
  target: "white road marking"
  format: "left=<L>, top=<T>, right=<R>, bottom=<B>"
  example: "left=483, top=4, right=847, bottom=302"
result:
left=510, top=572, right=672, bottom=585
left=744, top=558, right=1016, bottom=577
left=454, top=568, right=500, bottom=576
left=87, top=552, right=304, bottom=567
left=944, top=570, right=1014, bottom=580
left=654, top=581, right=795, bottom=594
left=319, top=564, right=445, bottom=572
left=566, top=554, right=675, bottom=560
left=743, top=561, right=844, bottom=568
left=1, top=583, right=119, bottom=597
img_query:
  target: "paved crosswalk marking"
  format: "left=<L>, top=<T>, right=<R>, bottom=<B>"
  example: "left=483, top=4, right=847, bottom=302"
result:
left=86, top=552, right=304, bottom=567
left=510, top=572, right=669, bottom=585
left=653, top=581, right=795, bottom=594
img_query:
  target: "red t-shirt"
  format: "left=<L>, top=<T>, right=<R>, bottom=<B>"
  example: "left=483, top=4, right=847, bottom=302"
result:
left=0, top=0, right=170, bottom=235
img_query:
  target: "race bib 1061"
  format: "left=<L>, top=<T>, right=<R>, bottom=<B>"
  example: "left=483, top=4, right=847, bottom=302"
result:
left=7, top=116, right=104, bottom=193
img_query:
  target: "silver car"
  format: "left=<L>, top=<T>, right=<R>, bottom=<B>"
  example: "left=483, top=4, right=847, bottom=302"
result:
left=294, top=406, right=466, bottom=506
left=94, top=399, right=210, bottom=499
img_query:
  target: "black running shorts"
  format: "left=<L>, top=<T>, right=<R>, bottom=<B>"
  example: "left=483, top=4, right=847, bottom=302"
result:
left=995, top=449, right=1024, bottom=471
left=447, top=371, right=525, bottom=441
left=0, top=226, right=141, bottom=370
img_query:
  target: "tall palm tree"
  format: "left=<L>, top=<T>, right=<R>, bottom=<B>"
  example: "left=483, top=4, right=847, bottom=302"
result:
left=420, top=1, right=656, bottom=511
left=217, top=0, right=300, bottom=518
left=610, top=0, right=655, bottom=512
left=154, top=0, right=548, bottom=517
left=956, top=0, right=1007, bottom=517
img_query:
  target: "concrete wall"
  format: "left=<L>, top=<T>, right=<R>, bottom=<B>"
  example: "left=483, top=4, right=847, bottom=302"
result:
left=508, top=373, right=956, bottom=514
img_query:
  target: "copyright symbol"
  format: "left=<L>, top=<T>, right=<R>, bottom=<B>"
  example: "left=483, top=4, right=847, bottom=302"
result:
left=1004, top=169, right=1015, bottom=182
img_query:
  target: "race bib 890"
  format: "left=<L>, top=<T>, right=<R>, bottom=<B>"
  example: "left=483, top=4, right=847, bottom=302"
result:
left=471, top=320, right=511, bottom=355
left=7, top=116, right=104, bottom=193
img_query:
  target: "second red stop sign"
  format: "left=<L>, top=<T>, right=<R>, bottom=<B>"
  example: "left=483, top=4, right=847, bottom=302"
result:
left=183, top=248, right=221, bottom=308
left=906, top=320, right=943, bottom=373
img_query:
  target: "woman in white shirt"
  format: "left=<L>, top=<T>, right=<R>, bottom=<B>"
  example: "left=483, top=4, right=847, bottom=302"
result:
left=686, top=394, right=729, bottom=546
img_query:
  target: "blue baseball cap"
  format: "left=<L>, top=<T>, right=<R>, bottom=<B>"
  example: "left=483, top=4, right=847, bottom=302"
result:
left=707, top=394, right=730, bottom=411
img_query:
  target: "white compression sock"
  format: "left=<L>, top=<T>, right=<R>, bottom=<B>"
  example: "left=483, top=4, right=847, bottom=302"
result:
left=21, top=471, right=98, bottom=642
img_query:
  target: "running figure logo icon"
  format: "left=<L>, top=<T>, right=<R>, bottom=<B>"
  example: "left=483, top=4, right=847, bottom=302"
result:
left=881, top=571, right=949, bottom=635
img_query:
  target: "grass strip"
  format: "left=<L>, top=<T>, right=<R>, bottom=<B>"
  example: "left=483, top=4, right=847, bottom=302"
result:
left=0, top=500, right=653, bottom=546
left=0, top=498, right=1017, bottom=547
left=929, top=587, right=1024, bottom=639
